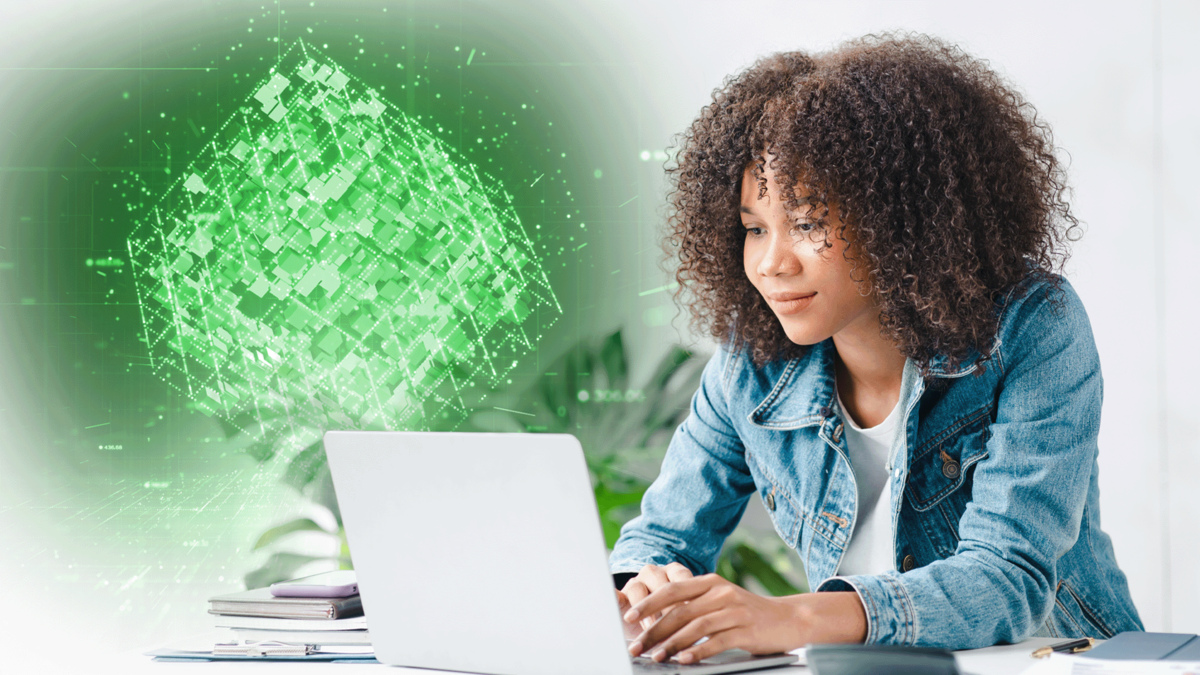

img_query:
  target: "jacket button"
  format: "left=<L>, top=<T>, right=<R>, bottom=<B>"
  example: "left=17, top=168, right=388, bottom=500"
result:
left=939, top=450, right=960, bottom=480
left=902, top=554, right=917, bottom=572
left=766, top=492, right=776, bottom=511
left=942, top=460, right=960, bottom=479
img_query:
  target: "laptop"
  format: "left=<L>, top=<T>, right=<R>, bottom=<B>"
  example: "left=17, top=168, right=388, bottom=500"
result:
left=323, top=431, right=798, bottom=675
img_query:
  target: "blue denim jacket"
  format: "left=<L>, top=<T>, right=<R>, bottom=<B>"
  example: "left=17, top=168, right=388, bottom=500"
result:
left=609, top=274, right=1143, bottom=649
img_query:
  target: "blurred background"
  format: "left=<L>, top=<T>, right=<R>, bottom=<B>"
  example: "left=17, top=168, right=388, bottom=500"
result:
left=0, top=0, right=1197, bottom=668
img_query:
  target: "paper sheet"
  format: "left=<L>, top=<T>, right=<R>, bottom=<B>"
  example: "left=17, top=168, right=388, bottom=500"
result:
left=1018, top=653, right=1200, bottom=675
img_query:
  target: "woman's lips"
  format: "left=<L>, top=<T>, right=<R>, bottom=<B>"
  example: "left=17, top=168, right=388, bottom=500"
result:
left=767, top=292, right=816, bottom=315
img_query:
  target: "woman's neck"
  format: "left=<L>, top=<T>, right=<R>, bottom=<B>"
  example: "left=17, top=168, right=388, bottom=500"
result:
left=831, top=311, right=906, bottom=429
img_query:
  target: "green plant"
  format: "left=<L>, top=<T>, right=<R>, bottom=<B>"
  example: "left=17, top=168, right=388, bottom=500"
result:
left=244, top=328, right=804, bottom=596
left=716, top=542, right=803, bottom=597
left=243, top=440, right=349, bottom=590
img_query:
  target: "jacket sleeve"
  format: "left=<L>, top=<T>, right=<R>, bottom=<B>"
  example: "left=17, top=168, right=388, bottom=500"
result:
left=609, top=345, right=758, bottom=576
left=817, top=279, right=1104, bottom=648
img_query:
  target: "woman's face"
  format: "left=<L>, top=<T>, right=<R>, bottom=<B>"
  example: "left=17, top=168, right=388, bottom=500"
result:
left=740, top=163, right=878, bottom=346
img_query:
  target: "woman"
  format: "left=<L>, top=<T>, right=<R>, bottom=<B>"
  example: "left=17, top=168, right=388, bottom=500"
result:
left=608, top=33, right=1142, bottom=663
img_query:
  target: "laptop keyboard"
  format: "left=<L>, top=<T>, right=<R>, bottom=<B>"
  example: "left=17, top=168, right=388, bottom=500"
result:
left=630, top=650, right=798, bottom=674
left=632, top=656, right=689, bottom=672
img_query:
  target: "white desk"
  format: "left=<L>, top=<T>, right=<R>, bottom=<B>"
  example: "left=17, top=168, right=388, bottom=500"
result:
left=96, top=637, right=1058, bottom=675
left=955, top=638, right=1059, bottom=675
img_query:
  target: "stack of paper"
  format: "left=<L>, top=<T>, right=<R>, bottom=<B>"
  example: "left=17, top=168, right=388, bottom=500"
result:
left=213, top=613, right=371, bottom=646
left=208, top=587, right=370, bottom=648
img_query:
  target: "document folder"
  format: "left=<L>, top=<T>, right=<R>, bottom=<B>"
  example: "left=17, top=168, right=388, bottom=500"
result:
left=147, top=642, right=377, bottom=662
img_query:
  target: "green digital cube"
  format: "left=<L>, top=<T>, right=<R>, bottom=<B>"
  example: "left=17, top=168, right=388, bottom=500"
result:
left=127, top=39, right=560, bottom=447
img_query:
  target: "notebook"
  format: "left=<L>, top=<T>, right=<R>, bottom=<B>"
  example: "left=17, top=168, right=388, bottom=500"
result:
left=208, top=586, right=363, bottom=619
left=1082, top=632, right=1200, bottom=661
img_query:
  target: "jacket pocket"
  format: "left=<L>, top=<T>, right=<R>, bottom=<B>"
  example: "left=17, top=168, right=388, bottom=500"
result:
left=905, top=405, right=990, bottom=512
left=745, top=450, right=802, bottom=547
left=1054, top=579, right=1118, bottom=639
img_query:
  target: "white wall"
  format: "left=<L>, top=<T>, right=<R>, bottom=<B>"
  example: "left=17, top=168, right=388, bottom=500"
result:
left=573, top=0, right=1198, bottom=632
left=1162, top=0, right=1200, bottom=635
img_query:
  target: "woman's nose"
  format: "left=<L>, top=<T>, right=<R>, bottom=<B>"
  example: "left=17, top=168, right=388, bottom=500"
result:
left=757, top=232, right=801, bottom=277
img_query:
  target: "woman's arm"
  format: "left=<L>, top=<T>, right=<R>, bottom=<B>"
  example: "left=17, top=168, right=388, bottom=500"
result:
left=608, top=346, right=758, bottom=577
left=624, top=574, right=866, bottom=662
left=610, top=346, right=871, bottom=660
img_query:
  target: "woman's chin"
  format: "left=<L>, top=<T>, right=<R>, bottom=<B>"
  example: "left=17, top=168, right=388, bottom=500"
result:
left=781, top=325, right=830, bottom=347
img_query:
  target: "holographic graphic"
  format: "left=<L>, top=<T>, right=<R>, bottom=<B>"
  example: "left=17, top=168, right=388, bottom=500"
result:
left=127, top=39, right=561, bottom=453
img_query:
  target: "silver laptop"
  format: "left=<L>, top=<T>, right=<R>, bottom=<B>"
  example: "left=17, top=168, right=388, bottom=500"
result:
left=324, top=431, right=798, bottom=675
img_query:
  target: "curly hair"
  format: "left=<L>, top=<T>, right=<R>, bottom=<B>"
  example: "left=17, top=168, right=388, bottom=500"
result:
left=665, top=33, right=1079, bottom=371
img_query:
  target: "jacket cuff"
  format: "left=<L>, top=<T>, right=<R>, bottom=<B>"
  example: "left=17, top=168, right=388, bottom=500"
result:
left=816, top=573, right=918, bottom=646
left=609, top=548, right=706, bottom=576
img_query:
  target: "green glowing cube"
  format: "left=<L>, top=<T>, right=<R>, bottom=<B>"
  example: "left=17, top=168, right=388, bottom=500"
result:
left=128, top=40, right=560, bottom=441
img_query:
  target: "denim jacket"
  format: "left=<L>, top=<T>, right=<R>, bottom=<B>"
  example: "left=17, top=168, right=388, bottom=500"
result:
left=609, top=274, right=1143, bottom=649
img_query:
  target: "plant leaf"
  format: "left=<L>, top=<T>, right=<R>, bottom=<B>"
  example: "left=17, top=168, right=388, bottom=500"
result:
left=646, top=345, right=695, bottom=394
left=593, top=483, right=647, bottom=515
left=599, top=329, right=629, bottom=393
left=594, top=482, right=647, bottom=548
left=253, top=517, right=328, bottom=550
left=635, top=356, right=704, bottom=447
left=243, top=552, right=328, bottom=589
left=242, top=440, right=276, bottom=463
left=731, top=543, right=801, bottom=597
left=306, top=463, right=342, bottom=527
left=338, top=527, right=351, bottom=565
left=716, top=548, right=743, bottom=587
left=282, top=440, right=326, bottom=493
left=464, top=409, right=527, bottom=434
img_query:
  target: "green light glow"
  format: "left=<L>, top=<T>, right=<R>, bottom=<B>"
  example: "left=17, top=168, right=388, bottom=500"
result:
left=128, top=39, right=561, bottom=452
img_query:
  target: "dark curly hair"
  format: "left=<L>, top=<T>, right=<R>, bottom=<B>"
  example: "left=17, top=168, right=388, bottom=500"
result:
left=665, top=32, right=1079, bottom=370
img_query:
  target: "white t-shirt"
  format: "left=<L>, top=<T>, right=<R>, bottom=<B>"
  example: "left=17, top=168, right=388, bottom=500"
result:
left=835, top=387, right=902, bottom=576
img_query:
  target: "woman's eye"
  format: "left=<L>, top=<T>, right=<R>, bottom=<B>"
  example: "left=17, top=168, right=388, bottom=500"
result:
left=743, top=225, right=765, bottom=236
left=793, top=222, right=816, bottom=233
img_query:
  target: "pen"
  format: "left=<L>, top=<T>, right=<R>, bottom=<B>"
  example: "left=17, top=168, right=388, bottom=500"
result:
left=1032, top=637, right=1095, bottom=658
left=213, top=642, right=312, bottom=657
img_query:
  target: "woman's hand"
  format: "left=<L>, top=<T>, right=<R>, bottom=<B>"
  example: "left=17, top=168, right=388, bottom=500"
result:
left=615, top=563, right=695, bottom=630
left=623, top=573, right=867, bottom=664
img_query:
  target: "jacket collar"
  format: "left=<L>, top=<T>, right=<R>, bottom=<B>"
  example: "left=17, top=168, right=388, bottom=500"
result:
left=747, top=336, right=1000, bottom=429
left=747, top=339, right=838, bottom=430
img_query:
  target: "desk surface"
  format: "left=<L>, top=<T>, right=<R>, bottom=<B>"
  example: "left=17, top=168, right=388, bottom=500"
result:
left=100, top=637, right=1058, bottom=675
left=955, top=638, right=1059, bottom=675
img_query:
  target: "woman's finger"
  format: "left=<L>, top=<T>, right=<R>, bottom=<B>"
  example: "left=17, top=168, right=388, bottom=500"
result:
left=615, top=589, right=631, bottom=614
left=626, top=574, right=718, bottom=624
left=645, top=608, right=740, bottom=662
left=615, top=590, right=643, bottom=641
left=623, top=579, right=651, bottom=607
left=655, top=563, right=696, bottom=622
left=622, top=578, right=662, bottom=629
left=664, top=562, right=694, bottom=583
left=654, top=612, right=741, bottom=662
left=639, top=564, right=672, bottom=592
left=630, top=586, right=727, bottom=656
left=632, top=565, right=675, bottom=626
left=676, top=628, right=744, bottom=664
